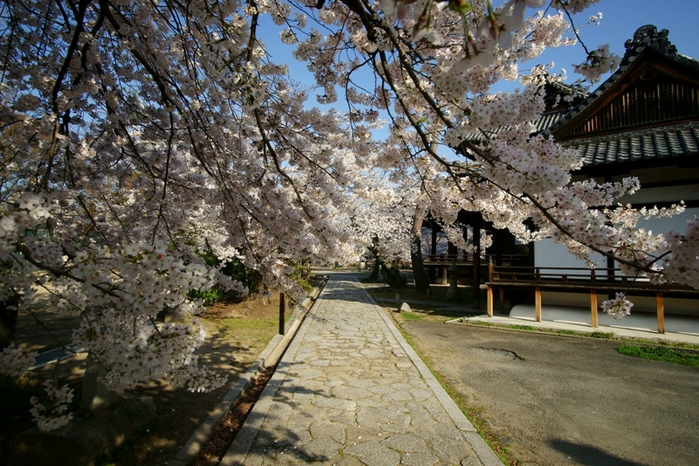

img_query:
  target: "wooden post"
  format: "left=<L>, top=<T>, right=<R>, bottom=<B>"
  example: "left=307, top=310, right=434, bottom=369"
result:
left=279, top=292, right=286, bottom=335
left=590, top=289, right=598, bottom=328
left=656, top=292, right=665, bottom=334
left=429, top=227, right=437, bottom=283
left=473, top=226, right=481, bottom=308
left=487, top=286, right=493, bottom=317
left=534, top=286, right=542, bottom=322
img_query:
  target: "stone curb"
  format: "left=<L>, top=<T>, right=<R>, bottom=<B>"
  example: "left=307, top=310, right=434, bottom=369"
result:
left=360, top=283, right=504, bottom=466
left=169, top=290, right=321, bottom=466
left=217, top=285, right=325, bottom=466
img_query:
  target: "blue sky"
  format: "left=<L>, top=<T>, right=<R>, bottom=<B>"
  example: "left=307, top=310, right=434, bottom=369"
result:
left=536, top=0, right=699, bottom=84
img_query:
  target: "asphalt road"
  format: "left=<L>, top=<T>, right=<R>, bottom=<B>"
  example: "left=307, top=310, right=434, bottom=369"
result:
left=402, top=322, right=699, bottom=466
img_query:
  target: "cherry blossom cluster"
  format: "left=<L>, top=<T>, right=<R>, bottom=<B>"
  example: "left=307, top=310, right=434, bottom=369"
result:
left=601, top=292, right=634, bottom=320
left=662, top=218, right=699, bottom=289
left=0, top=343, right=39, bottom=378
left=468, top=85, right=547, bottom=131
left=572, top=44, right=621, bottom=83
left=29, top=380, right=75, bottom=431
left=74, top=310, right=225, bottom=392
left=0, top=193, right=51, bottom=255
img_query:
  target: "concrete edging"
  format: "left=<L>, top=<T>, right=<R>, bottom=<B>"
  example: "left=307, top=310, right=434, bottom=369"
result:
left=169, top=294, right=316, bottom=466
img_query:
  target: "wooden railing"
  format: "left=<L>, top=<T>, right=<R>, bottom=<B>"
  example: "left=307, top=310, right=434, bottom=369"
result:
left=489, top=266, right=656, bottom=285
left=423, top=253, right=529, bottom=265
left=485, top=265, right=699, bottom=334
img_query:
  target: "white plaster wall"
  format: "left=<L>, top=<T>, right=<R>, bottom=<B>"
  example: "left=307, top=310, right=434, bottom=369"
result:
left=540, top=291, right=699, bottom=315
left=533, top=207, right=699, bottom=315
left=534, top=207, right=699, bottom=269
left=618, top=184, right=699, bottom=205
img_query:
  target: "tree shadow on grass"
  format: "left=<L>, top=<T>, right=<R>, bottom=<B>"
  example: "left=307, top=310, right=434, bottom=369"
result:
left=98, top=336, right=259, bottom=466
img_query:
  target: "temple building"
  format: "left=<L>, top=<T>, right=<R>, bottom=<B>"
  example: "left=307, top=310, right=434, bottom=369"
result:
left=422, top=25, right=699, bottom=327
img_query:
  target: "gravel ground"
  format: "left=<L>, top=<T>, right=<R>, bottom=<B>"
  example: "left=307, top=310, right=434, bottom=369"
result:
left=401, top=321, right=699, bottom=466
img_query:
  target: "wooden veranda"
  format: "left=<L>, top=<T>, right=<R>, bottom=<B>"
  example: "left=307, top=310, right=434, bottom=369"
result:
left=485, top=264, right=699, bottom=334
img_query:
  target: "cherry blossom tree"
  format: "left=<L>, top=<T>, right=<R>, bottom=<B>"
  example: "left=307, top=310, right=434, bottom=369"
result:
left=348, top=173, right=420, bottom=286
left=1, top=0, right=697, bottom=430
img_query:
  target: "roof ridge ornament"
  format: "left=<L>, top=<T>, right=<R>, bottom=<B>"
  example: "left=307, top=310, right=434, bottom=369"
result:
left=623, top=25, right=677, bottom=60
left=543, top=24, right=699, bottom=138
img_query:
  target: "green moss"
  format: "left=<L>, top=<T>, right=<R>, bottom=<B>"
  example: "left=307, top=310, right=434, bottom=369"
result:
left=617, top=345, right=699, bottom=367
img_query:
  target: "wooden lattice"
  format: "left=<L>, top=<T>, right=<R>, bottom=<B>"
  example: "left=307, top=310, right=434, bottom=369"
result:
left=569, top=74, right=699, bottom=136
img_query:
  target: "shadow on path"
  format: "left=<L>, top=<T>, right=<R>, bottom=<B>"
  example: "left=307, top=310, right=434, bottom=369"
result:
left=549, top=439, right=650, bottom=466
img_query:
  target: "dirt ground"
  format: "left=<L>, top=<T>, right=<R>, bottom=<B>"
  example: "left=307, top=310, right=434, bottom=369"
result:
left=2, top=294, right=289, bottom=466
left=398, top=320, right=699, bottom=466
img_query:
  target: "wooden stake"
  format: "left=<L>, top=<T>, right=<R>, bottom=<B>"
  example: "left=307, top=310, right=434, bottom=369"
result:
left=535, top=287, right=542, bottom=322
left=487, top=286, right=493, bottom=317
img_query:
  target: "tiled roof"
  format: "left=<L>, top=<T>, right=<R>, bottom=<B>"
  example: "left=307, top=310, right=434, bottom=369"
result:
left=462, top=109, right=568, bottom=142
left=460, top=26, right=699, bottom=167
left=563, top=122, right=699, bottom=166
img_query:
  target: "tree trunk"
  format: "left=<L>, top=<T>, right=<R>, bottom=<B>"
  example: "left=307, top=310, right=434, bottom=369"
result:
left=79, top=353, right=125, bottom=416
left=380, top=263, right=405, bottom=288
left=410, top=210, right=430, bottom=295
left=367, top=238, right=382, bottom=282
left=411, top=237, right=430, bottom=295
left=368, top=258, right=381, bottom=281
left=0, top=297, right=19, bottom=349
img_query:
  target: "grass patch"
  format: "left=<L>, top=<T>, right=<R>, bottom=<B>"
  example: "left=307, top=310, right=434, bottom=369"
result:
left=617, top=345, right=699, bottom=367
left=399, top=311, right=426, bottom=321
left=466, top=320, right=699, bottom=352
left=392, top=309, right=461, bottom=324
left=507, top=324, right=538, bottom=332
left=202, top=316, right=284, bottom=350
left=466, top=320, right=619, bottom=340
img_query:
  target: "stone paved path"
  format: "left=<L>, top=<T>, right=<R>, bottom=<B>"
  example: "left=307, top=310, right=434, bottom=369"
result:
left=220, top=275, right=501, bottom=466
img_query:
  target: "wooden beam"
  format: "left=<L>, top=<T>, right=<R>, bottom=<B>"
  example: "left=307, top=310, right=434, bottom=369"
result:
left=590, top=289, right=598, bottom=328
left=657, top=292, right=665, bottom=334
left=487, top=286, right=493, bottom=317
left=534, top=287, right=542, bottom=322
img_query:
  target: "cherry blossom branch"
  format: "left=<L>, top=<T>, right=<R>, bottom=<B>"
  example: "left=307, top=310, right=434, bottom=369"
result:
left=522, top=192, right=661, bottom=274
left=11, top=247, right=120, bottom=299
